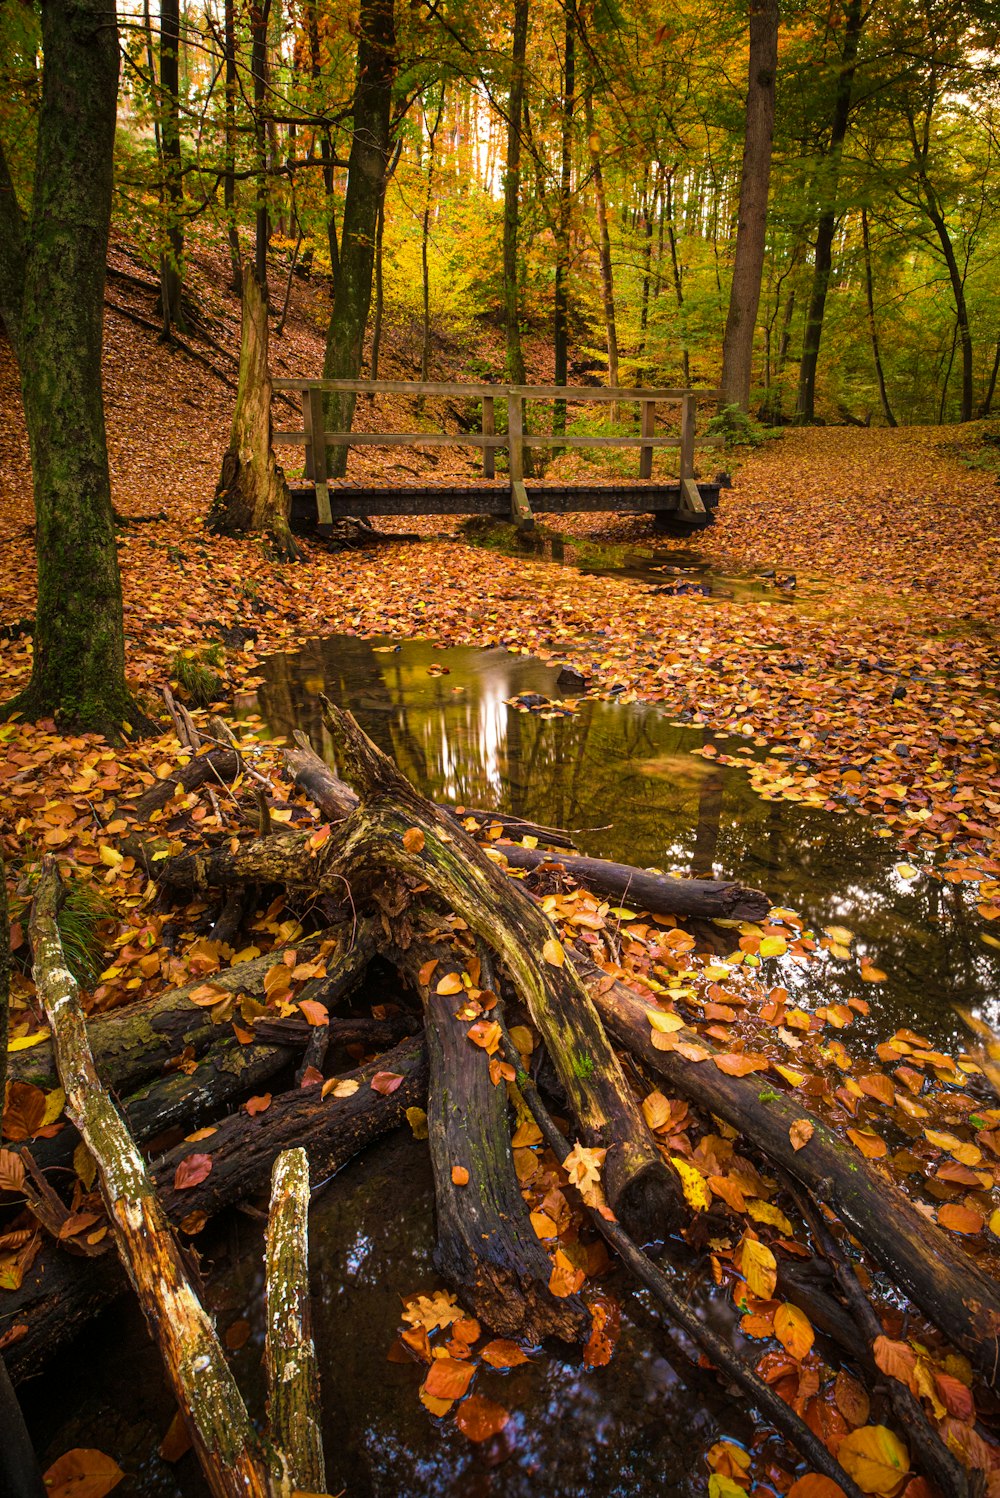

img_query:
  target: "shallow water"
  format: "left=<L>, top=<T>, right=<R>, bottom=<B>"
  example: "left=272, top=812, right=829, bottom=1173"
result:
left=238, top=631, right=1000, bottom=1049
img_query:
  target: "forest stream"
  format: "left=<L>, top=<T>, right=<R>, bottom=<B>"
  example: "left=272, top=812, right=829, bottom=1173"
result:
left=20, top=579, right=1000, bottom=1498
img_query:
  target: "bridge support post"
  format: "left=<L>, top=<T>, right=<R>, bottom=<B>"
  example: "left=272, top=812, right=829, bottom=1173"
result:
left=510, top=479, right=534, bottom=533
left=639, top=399, right=655, bottom=479
left=308, top=387, right=332, bottom=527
left=507, top=390, right=524, bottom=482
left=679, top=391, right=695, bottom=486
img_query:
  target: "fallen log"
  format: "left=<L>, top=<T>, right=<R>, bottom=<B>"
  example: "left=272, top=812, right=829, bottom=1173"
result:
left=30, top=860, right=271, bottom=1498
left=10, top=918, right=374, bottom=1094
left=285, top=732, right=578, bottom=849
left=582, top=954, right=1000, bottom=1392
left=399, top=937, right=587, bottom=1343
left=495, top=844, right=770, bottom=922
left=164, top=702, right=676, bottom=1239
left=132, top=746, right=242, bottom=822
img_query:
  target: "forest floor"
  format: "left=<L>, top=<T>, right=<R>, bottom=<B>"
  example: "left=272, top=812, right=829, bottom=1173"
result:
left=4, top=239, right=1000, bottom=1496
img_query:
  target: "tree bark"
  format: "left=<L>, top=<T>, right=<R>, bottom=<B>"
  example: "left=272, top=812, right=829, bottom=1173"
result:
left=159, top=0, right=186, bottom=335
left=584, top=957, right=1000, bottom=1392
left=208, top=269, right=300, bottom=559
left=719, top=0, right=779, bottom=411
left=584, top=89, right=619, bottom=398
left=224, top=0, right=242, bottom=293
left=502, top=0, right=529, bottom=389
left=861, top=207, right=896, bottom=427
left=553, top=0, right=575, bottom=436
left=795, top=0, right=864, bottom=424
left=322, top=0, right=395, bottom=478
left=0, top=0, right=149, bottom=739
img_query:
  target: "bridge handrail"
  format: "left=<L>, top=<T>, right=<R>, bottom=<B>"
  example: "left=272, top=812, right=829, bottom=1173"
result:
left=273, top=377, right=720, bottom=402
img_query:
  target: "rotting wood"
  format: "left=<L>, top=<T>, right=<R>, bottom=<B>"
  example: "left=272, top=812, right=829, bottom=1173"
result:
left=132, top=746, right=242, bottom=822
left=162, top=702, right=677, bottom=1239
left=265, top=1149, right=326, bottom=1497
left=397, top=936, right=587, bottom=1342
left=581, top=953, right=1000, bottom=1391
left=9, top=918, right=374, bottom=1095
left=495, top=843, right=770, bottom=921
left=29, top=858, right=271, bottom=1498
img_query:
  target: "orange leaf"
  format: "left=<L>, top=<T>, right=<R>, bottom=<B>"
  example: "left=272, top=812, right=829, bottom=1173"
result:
left=858, top=1073, right=895, bottom=1106
left=480, top=1338, right=530, bottom=1368
left=455, top=1394, right=509, bottom=1442
left=542, top=938, right=565, bottom=967
left=402, top=827, right=425, bottom=853
left=436, top=972, right=463, bottom=995
left=787, top=1477, right=848, bottom=1497
left=43, top=1450, right=124, bottom=1498
left=872, top=1335, right=917, bottom=1387
left=451, top=1165, right=470, bottom=1185
left=847, top=1128, right=887, bottom=1159
left=774, top=1302, right=815, bottom=1359
left=790, top=1119, right=815, bottom=1152
left=243, top=1093, right=272, bottom=1116
left=298, top=999, right=329, bottom=1027
left=937, top=1203, right=983, bottom=1235
left=713, top=1052, right=769, bottom=1077
left=417, top=958, right=438, bottom=986
left=422, top=1356, right=475, bottom=1401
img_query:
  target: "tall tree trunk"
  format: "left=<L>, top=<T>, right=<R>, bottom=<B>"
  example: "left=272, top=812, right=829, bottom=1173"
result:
left=553, top=0, right=575, bottom=435
left=420, top=92, right=445, bottom=387
left=209, top=271, right=298, bottom=559
left=502, top=0, right=529, bottom=389
left=322, top=0, right=395, bottom=479
left=159, top=0, right=185, bottom=333
left=224, top=0, right=242, bottom=293
left=924, top=197, right=973, bottom=423
left=719, top=0, right=779, bottom=410
left=0, top=0, right=149, bottom=739
left=585, top=88, right=620, bottom=398
left=795, top=0, right=864, bottom=423
left=861, top=207, right=896, bottom=427
left=370, top=140, right=400, bottom=383
left=663, top=171, right=689, bottom=385
left=250, top=0, right=272, bottom=293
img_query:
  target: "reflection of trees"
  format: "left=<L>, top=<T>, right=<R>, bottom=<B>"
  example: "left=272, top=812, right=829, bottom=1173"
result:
left=250, top=634, right=1000, bottom=1046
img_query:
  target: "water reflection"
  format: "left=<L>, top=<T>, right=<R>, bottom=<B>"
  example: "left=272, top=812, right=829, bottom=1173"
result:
left=241, top=634, right=1000, bottom=1048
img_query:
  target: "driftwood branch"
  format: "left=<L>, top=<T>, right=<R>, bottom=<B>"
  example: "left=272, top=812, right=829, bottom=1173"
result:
left=29, top=858, right=270, bottom=1498
left=265, top=1149, right=326, bottom=1497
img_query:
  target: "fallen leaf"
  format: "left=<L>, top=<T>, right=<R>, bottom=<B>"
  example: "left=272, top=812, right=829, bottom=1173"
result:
left=43, top=1450, right=124, bottom=1498
left=370, top=1071, right=404, bottom=1095
left=837, top=1425, right=909, bottom=1495
left=402, top=827, right=425, bottom=853
left=172, top=1153, right=213, bottom=1190
left=455, top=1394, right=509, bottom=1442
left=790, top=1119, right=815, bottom=1152
left=451, top=1165, right=470, bottom=1185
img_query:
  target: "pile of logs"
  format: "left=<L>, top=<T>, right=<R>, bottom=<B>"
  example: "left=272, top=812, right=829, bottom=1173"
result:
left=4, top=701, right=998, bottom=1497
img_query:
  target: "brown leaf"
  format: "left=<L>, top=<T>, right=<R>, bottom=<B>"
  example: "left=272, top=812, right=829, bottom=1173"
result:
left=2, top=1082, right=46, bottom=1141
left=172, top=1153, right=213, bottom=1191
left=789, top=1119, right=814, bottom=1152
left=370, top=1071, right=404, bottom=1096
left=455, top=1394, right=510, bottom=1443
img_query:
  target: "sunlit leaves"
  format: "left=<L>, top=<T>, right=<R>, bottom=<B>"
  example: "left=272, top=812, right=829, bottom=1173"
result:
left=836, top=1426, right=909, bottom=1495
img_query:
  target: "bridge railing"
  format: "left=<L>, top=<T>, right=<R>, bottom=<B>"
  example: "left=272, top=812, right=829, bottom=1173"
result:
left=272, top=379, right=721, bottom=523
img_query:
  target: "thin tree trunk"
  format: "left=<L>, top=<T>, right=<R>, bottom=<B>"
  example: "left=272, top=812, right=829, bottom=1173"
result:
left=719, top=0, right=779, bottom=410
left=0, top=0, right=148, bottom=738
left=420, top=91, right=445, bottom=388
left=250, top=0, right=272, bottom=293
left=322, top=0, right=395, bottom=478
left=224, top=0, right=242, bottom=293
left=503, top=0, right=529, bottom=389
left=585, top=89, right=619, bottom=400
left=663, top=171, right=689, bottom=385
left=980, top=338, right=1000, bottom=418
left=370, top=141, right=400, bottom=382
left=159, top=0, right=185, bottom=334
left=861, top=207, right=896, bottom=427
left=554, top=0, right=575, bottom=435
left=795, top=0, right=863, bottom=423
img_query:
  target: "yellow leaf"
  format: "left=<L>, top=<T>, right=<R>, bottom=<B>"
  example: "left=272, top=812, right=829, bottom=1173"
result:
left=99, top=845, right=123, bottom=868
left=738, top=1235, right=777, bottom=1299
left=646, top=1008, right=684, bottom=1034
left=406, top=1107, right=429, bottom=1140
left=542, top=938, right=565, bottom=967
left=747, top=1199, right=793, bottom=1235
left=7, top=1031, right=49, bottom=1052
left=708, top=1478, right=746, bottom=1498
left=42, top=1088, right=65, bottom=1127
left=670, top=1156, right=711, bottom=1212
left=759, top=935, right=787, bottom=957
left=837, top=1425, right=910, bottom=1495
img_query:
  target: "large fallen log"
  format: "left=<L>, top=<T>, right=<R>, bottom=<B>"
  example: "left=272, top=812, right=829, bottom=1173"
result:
left=398, top=936, right=587, bottom=1343
left=582, top=954, right=1000, bottom=1392
left=10, top=917, right=375, bottom=1094
left=164, top=701, right=676, bottom=1238
left=284, top=735, right=763, bottom=918
left=494, top=844, right=770, bottom=922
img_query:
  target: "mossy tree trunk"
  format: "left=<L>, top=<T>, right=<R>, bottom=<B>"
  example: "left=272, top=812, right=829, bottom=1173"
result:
left=0, top=0, right=150, bottom=740
left=322, top=0, right=395, bottom=479
left=209, top=269, right=300, bottom=559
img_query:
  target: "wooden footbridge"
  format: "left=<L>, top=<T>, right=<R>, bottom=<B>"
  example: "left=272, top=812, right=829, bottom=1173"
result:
left=272, top=378, right=724, bottom=535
